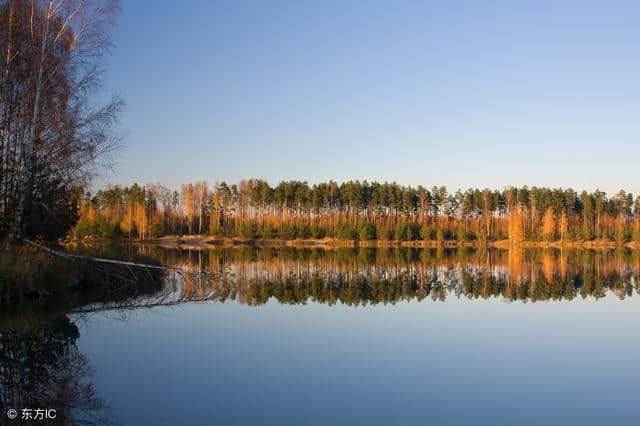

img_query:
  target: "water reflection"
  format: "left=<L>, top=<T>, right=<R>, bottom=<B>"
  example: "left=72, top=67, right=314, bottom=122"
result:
left=129, top=246, right=640, bottom=306
left=0, top=257, right=166, bottom=425
left=2, top=247, right=639, bottom=425
left=0, top=316, right=107, bottom=424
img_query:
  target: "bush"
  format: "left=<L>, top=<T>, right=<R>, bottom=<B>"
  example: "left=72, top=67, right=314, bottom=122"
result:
left=97, top=217, right=120, bottom=238
left=73, top=218, right=96, bottom=238
left=295, top=223, right=311, bottom=239
left=279, top=223, right=297, bottom=240
left=209, top=221, right=223, bottom=237
left=310, top=223, right=325, bottom=239
left=376, top=223, right=393, bottom=240
left=408, top=223, right=421, bottom=240
left=261, top=223, right=274, bottom=239
left=394, top=221, right=409, bottom=241
left=436, top=228, right=445, bottom=244
left=0, top=247, right=71, bottom=302
left=149, top=221, right=162, bottom=238
left=358, top=223, right=376, bottom=240
left=336, top=222, right=357, bottom=240
left=236, top=222, right=258, bottom=239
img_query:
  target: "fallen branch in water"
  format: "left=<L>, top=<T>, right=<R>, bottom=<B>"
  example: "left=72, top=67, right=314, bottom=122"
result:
left=71, top=292, right=225, bottom=315
left=23, top=239, right=220, bottom=277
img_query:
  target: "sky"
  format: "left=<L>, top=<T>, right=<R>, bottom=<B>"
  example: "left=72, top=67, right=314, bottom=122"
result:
left=99, top=0, right=640, bottom=195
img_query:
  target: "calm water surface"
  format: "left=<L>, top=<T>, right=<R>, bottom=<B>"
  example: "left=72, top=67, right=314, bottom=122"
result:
left=3, top=247, right=640, bottom=425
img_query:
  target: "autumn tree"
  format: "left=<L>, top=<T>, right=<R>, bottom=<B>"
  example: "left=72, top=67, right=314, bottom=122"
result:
left=541, top=207, right=556, bottom=242
left=559, top=208, right=569, bottom=242
left=508, top=206, right=524, bottom=246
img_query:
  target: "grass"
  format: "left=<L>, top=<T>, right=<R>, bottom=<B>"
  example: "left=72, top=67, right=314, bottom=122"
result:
left=0, top=245, right=73, bottom=304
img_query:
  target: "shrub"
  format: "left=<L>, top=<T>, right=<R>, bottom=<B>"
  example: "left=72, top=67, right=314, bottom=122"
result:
left=310, top=223, right=325, bottom=239
left=209, top=221, right=223, bottom=237
left=376, top=223, right=393, bottom=240
left=261, top=223, right=274, bottom=239
left=236, top=222, right=258, bottom=239
left=149, top=221, right=162, bottom=238
left=336, top=222, right=357, bottom=240
left=0, top=247, right=71, bottom=302
left=295, top=223, right=311, bottom=239
left=358, top=223, right=376, bottom=241
left=97, top=217, right=120, bottom=238
left=408, top=223, right=421, bottom=240
left=279, top=223, right=297, bottom=240
left=394, top=221, right=409, bottom=241
left=73, top=218, right=96, bottom=238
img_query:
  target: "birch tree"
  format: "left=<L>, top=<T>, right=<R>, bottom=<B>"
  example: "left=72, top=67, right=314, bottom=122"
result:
left=1, top=0, right=121, bottom=245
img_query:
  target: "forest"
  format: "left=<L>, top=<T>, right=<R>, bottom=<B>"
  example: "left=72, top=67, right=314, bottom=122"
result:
left=74, top=180, right=640, bottom=244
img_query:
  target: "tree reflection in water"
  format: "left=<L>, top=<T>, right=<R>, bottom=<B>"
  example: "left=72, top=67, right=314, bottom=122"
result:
left=1, top=246, right=639, bottom=425
left=128, top=246, right=640, bottom=306
left=0, top=258, right=167, bottom=425
left=0, top=316, right=110, bottom=425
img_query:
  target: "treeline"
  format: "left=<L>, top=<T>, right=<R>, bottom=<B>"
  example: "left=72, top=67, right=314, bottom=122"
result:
left=74, top=180, right=640, bottom=243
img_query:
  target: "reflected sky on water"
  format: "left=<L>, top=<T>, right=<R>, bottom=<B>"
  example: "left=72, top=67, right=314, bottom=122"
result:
left=2, top=246, right=639, bottom=425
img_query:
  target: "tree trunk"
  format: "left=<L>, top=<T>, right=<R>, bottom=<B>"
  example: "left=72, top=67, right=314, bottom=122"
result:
left=7, top=4, right=51, bottom=245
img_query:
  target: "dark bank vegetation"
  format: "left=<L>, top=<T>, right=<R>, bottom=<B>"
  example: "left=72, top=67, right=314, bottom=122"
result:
left=0, top=243, right=167, bottom=317
left=75, top=180, right=640, bottom=246
left=0, top=251, right=165, bottom=423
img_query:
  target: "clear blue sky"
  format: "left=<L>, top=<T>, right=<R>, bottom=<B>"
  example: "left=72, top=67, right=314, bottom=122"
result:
left=100, top=0, right=640, bottom=195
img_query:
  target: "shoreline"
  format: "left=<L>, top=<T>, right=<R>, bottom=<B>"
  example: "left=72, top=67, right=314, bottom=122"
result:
left=71, top=235, right=640, bottom=251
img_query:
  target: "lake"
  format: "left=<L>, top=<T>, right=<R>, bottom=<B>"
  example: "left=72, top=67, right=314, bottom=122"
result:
left=2, top=246, right=640, bottom=425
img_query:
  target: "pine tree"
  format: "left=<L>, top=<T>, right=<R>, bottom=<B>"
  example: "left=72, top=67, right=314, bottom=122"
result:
left=581, top=192, right=594, bottom=240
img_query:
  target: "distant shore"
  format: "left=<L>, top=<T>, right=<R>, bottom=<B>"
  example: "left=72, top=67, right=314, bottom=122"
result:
left=103, top=235, right=640, bottom=250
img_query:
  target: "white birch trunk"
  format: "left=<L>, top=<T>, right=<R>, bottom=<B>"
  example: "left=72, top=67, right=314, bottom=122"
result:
left=8, top=2, right=52, bottom=243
